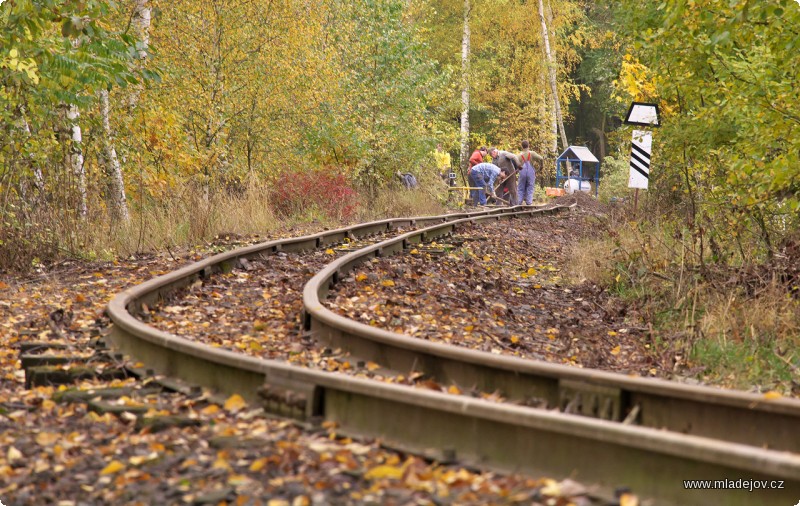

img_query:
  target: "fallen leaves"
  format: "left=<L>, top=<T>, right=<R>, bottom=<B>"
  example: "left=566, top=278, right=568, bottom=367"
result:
left=224, top=394, right=247, bottom=412
left=328, top=217, right=663, bottom=376
left=1, top=230, right=610, bottom=505
left=100, top=460, right=126, bottom=475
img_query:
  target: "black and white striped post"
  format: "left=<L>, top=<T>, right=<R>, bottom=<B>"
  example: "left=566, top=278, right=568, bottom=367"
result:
left=624, top=102, right=660, bottom=214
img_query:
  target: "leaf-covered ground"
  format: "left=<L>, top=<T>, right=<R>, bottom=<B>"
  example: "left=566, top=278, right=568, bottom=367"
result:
left=1, top=228, right=614, bottom=505
left=327, top=211, right=667, bottom=377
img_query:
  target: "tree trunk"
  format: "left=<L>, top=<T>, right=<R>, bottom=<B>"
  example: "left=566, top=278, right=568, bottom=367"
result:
left=538, top=0, right=568, bottom=152
left=458, top=0, right=471, bottom=181
left=62, top=104, right=87, bottom=218
left=15, top=106, right=45, bottom=202
left=99, top=89, right=130, bottom=222
left=129, top=0, right=151, bottom=108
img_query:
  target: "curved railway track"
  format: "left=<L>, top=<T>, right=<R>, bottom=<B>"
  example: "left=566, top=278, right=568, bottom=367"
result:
left=107, top=204, right=800, bottom=506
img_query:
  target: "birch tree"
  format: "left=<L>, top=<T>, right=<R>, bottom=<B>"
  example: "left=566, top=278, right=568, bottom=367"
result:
left=538, top=0, right=568, bottom=152
left=62, top=104, right=88, bottom=218
left=99, top=89, right=129, bottom=222
left=458, top=0, right=471, bottom=173
left=96, top=0, right=151, bottom=223
left=129, top=0, right=151, bottom=108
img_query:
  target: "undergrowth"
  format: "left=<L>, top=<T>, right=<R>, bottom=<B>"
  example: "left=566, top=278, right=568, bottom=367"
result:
left=571, top=207, right=800, bottom=395
left=1, top=175, right=447, bottom=273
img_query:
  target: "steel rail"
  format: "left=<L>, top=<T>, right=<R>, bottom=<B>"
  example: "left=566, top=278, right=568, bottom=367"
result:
left=107, top=206, right=800, bottom=506
left=302, top=209, right=800, bottom=453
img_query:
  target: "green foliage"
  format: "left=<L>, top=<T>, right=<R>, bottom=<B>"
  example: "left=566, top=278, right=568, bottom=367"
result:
left=0, top=0, right=145, bottom=271
left=597, top=155, right=629, bottom=202
left=610, top=0, right=800, bottom=259
left=308, top=0, right=442, bottom=191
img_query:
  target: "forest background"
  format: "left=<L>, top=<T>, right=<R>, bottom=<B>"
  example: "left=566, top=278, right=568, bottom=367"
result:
left=1, top=0, right=799, bottom=389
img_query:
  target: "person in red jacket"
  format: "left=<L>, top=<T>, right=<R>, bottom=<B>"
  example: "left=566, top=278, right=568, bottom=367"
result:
left=469, top=146, right=487, bottom=169
left=468, top=147, right=487, bottom=204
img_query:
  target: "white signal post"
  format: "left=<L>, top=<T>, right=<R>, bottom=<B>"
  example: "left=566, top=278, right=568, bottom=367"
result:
left=624, top=102, right=660, bottom=214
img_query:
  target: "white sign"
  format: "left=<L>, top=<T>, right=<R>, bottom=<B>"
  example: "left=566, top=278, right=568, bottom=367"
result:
left=628, top=130, right=651, bottom=189
left=624, top=102, right=660, bottom=127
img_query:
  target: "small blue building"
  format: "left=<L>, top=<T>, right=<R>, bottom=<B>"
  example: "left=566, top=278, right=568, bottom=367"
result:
left=556, top=146, right=600, bottom=198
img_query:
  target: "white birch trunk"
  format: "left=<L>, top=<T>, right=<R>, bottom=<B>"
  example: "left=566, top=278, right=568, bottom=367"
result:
left=16, top=106, right=45, bottom=199
left=99, top=89, right=130, bottom=222
left=550, top=94, right=558, bottom=155
left=63, top=104, right=88, bottom=218
left=538, top=0, right=568, bottom=152
left=129, top=0, right=151, bottom=108
left=458, top=0, right=471, bottom=173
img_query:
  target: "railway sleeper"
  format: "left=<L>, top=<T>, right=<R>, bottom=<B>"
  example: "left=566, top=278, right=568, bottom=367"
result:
left=258, top=370, right=323, bottom=421
left=558, top=379, right=626, bottom=422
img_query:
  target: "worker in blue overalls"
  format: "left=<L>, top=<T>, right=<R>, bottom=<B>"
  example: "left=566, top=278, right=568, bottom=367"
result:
left=469, top=162, right=503, bottom=206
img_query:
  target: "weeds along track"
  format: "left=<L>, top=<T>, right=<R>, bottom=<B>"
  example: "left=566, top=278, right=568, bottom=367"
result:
left=108, top=205, right=800, bottom=506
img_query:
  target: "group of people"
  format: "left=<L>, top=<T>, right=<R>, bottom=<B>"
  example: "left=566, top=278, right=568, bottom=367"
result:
left=467, top=141, right=543, bottom=206
left=423, top=141, right=544, bottom=206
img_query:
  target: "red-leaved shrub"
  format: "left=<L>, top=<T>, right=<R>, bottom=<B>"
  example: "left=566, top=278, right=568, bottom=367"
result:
left=270, top=171, right=358, bottom=220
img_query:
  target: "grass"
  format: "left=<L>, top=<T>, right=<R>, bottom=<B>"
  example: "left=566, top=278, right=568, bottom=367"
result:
left=569, top=215, right=800, bottom=395
left=1, top=179, right=448, bottom=271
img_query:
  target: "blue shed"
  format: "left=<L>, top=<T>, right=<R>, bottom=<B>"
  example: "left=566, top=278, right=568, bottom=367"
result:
left=556, top=146, right=600, bottom=198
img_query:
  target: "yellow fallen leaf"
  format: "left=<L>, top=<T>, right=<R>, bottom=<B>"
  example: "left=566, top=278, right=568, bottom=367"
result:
left=128, top=453, right=157, bottom=466
left=7, top=446, right=23, bottom=463
left=620, top=492, right=640, bottom=506
left=607, top=330, right=618, bottom=336
left=180, top=458, right=197, bottom=469
left=201, top=404, right=220, bottom=415
left=224, top=394, right=247, bottom=412
left=533, top=284, right=542, bottom=289
left=228, top=474, right=250, bottom=485
left=464, top=325, right=474, bottom=332
left=213, top=457, right=231, bottom=470
left=380, top=280, right=395, bottom=287
left=366, top=361, right=381, bottom=371
left=250, top=457, right=269, bottom=472
left=364, top=464, right=405, bottom=480
left=483, top=255, right=492, bottom=261
left=100, top=460, right=125, bottom=475
left=447, top=385, right=462, bottom=395
left=527, top=267, right=537, bottom=275
left=325, top=248, right=335, bottom=255
left=292, top=496, right=310, bottom=506
left=763, top=391, right=782, bottom=400
left=355, top=273, right=368, bottom=282
left=510, top=336, right=519, bottom=344
left=35, top=432, right=60, bottom=446
left=410, top=249, right=419, bottom=254
left=539, top=478, right=560, bottom=496
left=610, top=345, right=621, bottom=356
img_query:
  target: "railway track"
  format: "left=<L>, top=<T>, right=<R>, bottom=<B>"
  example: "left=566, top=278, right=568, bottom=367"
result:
left=107, top=204, right=800, bottom=506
